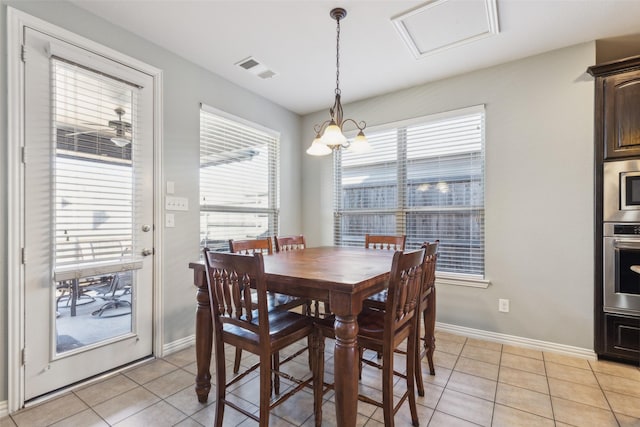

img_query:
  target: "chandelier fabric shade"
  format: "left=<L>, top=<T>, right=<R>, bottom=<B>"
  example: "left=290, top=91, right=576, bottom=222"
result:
left=306, top=7, right=371, bottom=156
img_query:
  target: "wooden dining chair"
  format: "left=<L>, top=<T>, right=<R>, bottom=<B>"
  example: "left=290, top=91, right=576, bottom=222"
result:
left=316, top=249, right=425, bottom=427
left=203, top=249, right=323, bottom=427
left=274, top=235, right=305, bottom=252
left=228, top=237, right=310, bottom=392
left=365, top=234, right=406, bottom=251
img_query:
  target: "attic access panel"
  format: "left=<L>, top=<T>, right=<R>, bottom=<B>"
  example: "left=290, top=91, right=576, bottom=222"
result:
left=392, top=0, right=500, bottom=59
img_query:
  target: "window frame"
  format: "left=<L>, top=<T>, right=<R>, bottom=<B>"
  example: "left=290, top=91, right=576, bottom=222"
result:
left=334, top=105, right=489, bottom=287
left=199, top=104, right=280, bottom=252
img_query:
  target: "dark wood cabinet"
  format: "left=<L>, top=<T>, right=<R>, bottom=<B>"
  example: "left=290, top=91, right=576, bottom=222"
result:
left=603, top=313, right=640, bottom=361
left=589, top=56, right=640, bottom=160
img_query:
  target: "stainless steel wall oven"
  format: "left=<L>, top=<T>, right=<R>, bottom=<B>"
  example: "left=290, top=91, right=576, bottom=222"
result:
left=603, top=223, right=640, bottom=316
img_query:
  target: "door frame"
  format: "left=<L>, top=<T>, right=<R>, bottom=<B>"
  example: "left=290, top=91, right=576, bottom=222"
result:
left=7, top=7, right=164, bottom=412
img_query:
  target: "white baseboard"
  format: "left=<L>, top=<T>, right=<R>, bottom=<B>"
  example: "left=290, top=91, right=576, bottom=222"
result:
left=162, top=334, right=195, bottom=356
left=0, top=400, right=8, bottom=418
left=437, top=322, right=597, bottom=360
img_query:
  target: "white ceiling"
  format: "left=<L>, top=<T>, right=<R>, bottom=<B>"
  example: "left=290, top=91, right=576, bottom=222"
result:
left=70, top=0, right=640, bottom=115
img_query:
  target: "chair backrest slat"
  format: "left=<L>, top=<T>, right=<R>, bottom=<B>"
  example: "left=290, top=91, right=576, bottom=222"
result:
left=365, top=234, right=406, bottom=251
left=275, top=235, right=305, bottom=252
left=203, top=248, right=269, bottom=337
left=229, top=237, right=273, bottom=255
left=386, top=249, right=425, bottom=332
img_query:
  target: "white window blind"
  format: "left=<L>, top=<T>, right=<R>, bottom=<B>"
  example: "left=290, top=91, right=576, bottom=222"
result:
left=335, top=106, right=485, bottom=277
left=52, top=58, right=140, bottom=273
left=200, top=105, right=279, bottom=252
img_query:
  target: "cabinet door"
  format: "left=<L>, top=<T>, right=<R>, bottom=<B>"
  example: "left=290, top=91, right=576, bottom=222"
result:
left=604, top=313, right=640, bottom=363
left=604, top=70, right=640, bottom=159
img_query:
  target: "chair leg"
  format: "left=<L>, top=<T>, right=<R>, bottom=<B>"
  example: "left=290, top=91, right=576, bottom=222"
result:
left=382, top=346, right=395, bottom=427
left=273, top=352, right=280, bottom=395
left=214, top=340, right=226, bottom=427
left=407, top=326, right=420, bottom=427
left=415, top=311, right=426, bottom=397
left=426, top=290, right=437, bottom=375
left=312, top=330, right=324, bottom=427
left=233, top=347, right=242, bottom=374
left=259, top=351, right=272, bottom=426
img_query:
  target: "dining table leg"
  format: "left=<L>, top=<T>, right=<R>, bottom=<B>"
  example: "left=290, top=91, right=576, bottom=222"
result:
left=193, top=269, right=212, bottom=403
left=332, top=310, right=359, bottom=427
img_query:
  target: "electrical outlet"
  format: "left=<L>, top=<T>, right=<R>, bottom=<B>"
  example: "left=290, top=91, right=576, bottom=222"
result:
left=165, top=213, right=175, bottom=228
left=498, top=298, right=510, bottom=313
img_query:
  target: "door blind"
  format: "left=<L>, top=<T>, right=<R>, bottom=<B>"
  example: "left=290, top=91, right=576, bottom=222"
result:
left=335, top=106, right=485, bottom=277
left=52, top=59, right=140, bottom=272
left=200, top=105, right=279, bottom=252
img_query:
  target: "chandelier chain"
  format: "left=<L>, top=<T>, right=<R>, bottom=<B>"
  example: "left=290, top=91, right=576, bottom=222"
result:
left=335, top=15, right=341, bottom=96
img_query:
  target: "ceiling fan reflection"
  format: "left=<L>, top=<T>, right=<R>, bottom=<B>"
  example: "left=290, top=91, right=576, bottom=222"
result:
left=65, top=107, right=132, bottom=147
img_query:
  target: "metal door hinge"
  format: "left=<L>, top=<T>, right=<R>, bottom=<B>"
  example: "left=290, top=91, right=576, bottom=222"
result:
left=21, top=45, right=26, bottom=62
left=21, top=247, right=26, bottom=264
left=21, top=348, right=26, bottom=365
left=21, top=146, right=26, bottom=164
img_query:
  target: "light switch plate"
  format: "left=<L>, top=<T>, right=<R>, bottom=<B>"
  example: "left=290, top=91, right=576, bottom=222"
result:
left=166, top=181, right=175, bottom=194
left=166, top=196, right=188, bottom=211
left=165, top=213, right=175, bottom=227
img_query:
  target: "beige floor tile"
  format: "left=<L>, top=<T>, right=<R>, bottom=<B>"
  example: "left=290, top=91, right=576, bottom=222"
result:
left=491, top=403, right=555, bottom=427
left=495, top=383, right=553, bottom=419
left=455, top=356, right=500, bottom=381
left=545, top=361, right=598, bottom=387
left=113, top=401, right=187, bottom=426
left=48, top=409, right=108, bottom=427
left=502, top=345, right=543, bottom=360
left=500, top=353, right=546, bottom=376
left=163, top=347, right=197, bottom=368
left=421, top=366, right=452, bottom=389
left=437, top=339, right=465, bottom=356
left=0, top=415, right=17, bottom=427
left=433, top=350, right=459, bottom=369
left=543, top=352, right=591, bottom=369
left=92, top=386, right=160, bottom=425
left=190, top=397, right=251, bottom=426
left=597, top=372, right=640, bottom=398
left=436, top=389, right=494, bottom=426
left=164, top=385, right=212, bottom=416
left=460, top=345, right=501, bottom=365
left=271, top=389, right=318, bottom=425
left=124, top=359, right=178, bottom=385
left=551, top=396, right=618, bottom=427
left=615, top=412, right=640, bottom=427
left=465, top=338, right=502, bottom=352
left=300, top=400, right=370, bottom=427
left=415, top=383, right=444, bottom=409
left=74, top=374, right=139, bottom=407
left=370, top=399, right=433, bottom=425
left=589, top=359, right=640, bottom=381
left=605, top=390, right=640, bottom=418
left=446, top=371, right=497, bottom=401
left=144, top=368, right=196, bottom=399
left=428, top=410, right=480, bottom=426
left=11, top=394, right=88, bottom=426
left=172, top=418, right=205, bottom=427
left=548, top=377, right=608, bottom=410
left=498, top=366, right=549, bottom=394
left=435, top=331, right=467, bottom=344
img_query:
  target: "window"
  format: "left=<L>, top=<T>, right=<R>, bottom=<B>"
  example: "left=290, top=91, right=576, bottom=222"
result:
left=335, top=105, right=485, bottom=278
left=199, top=105, right=279, bottom=252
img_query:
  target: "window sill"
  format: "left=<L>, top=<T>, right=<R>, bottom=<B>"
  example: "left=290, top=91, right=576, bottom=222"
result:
left=436, top=274, right=490, bottom=289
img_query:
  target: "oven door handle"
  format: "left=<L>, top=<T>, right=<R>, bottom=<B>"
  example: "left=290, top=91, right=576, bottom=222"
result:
left=613, top=239, right=640, bottom=250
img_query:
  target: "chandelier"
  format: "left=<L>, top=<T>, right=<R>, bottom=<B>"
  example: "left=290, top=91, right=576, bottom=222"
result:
left=306, top=8, right=371, bottom=156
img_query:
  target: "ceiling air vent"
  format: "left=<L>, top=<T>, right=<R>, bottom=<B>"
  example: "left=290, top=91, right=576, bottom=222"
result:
left=235, top=56, right=278, bottom=80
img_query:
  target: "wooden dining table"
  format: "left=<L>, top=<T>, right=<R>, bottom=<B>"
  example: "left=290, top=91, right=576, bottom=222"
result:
left=188, top=246, right=396, bottom=427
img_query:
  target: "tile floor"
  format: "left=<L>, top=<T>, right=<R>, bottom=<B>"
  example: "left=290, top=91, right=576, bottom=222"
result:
left=3, top=330, right=640, bottom=426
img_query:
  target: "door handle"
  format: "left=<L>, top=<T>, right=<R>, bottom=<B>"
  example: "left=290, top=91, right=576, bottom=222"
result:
left=141, top=248, right=154, bottom=256
left=142, top=224, right=152, bottom=232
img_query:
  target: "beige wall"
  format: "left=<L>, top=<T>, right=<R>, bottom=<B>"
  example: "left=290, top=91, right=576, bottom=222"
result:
left=302, top=42, right=596, bottom=349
